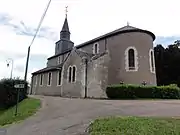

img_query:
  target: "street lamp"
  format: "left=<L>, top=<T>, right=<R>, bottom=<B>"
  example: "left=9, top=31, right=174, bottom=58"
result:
left=6, top=58, right=14, bottom=79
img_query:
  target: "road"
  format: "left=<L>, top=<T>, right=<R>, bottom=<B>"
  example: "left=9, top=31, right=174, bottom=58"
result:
left=5, top=96, right=180, bottom=135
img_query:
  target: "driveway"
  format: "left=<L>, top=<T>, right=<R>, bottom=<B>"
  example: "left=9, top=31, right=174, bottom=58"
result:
left=5, top=96, right=180, bottom=135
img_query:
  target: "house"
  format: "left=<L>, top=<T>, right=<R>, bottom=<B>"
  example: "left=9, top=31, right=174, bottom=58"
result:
left=30, top=16, right=157, bottom=98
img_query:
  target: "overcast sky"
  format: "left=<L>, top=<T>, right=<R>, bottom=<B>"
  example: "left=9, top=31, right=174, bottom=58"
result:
left=0, top=0, right=180, bottom=82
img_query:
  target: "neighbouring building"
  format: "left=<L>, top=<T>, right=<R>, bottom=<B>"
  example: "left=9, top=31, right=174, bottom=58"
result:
left=30, top=15, right=157, bottom=98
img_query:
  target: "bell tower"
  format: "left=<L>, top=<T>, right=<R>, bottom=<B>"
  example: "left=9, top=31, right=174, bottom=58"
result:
left=55, top=6, right=74, bottom=55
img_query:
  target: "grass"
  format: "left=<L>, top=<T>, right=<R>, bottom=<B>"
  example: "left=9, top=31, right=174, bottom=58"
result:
left=89, top=116, right=180, bottom=135
left=0, top=98, right=41, bottom=126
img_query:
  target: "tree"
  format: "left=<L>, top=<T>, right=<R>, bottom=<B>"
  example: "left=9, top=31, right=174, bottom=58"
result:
left=154, top=40, right=180, bottom=87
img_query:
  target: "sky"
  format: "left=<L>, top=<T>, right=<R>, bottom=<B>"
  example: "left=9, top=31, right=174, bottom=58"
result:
left=0, top=0, right=180, bottom=82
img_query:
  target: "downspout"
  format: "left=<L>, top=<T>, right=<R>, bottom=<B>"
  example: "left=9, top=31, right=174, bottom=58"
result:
left=84, top=58, right=88, bottom=98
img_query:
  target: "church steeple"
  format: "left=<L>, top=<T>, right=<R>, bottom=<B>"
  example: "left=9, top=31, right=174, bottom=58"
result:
left=60, top=6, right=70, bottom=40
left=55, top=6, right=74, bottom=55
left=60, top=17, right=70, bottom=40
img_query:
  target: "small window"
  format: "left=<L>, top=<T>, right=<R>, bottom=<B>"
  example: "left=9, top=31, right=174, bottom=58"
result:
left=128, top=49, right=135, bottom=70
left=47, top=72, right=52, bottom=86
left=39, top=74, right=43, bottom=86
left=93, top=43, right=99, bottom=54
left=57, top=70, right=62, bottom=86
left=58, top=56, right=61, bottom=64
left=35, top=75, right=38, bottom=85
left=72, top=66, right=76, bottom=82
left=149, top=49, right=155, bottom=73
left=68, top=66, right=72, bottom=83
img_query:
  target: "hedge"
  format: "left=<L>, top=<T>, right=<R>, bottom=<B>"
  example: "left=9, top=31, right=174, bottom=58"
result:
left=106, top=84, right=180, bottom=99
left=0, top=78, right=28, bottom=109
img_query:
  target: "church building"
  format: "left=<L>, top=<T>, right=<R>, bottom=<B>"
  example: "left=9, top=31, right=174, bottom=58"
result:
left=31, top=15, right=157, bottom=98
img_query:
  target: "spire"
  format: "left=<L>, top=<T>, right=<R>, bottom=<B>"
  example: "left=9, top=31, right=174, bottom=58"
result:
left=61, top=17, right=70, bottom=33
left=60, top=6, right=70, bottom=40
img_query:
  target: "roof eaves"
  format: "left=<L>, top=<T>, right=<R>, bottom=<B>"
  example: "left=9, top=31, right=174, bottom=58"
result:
left=76, top=28, right=155, bottom=49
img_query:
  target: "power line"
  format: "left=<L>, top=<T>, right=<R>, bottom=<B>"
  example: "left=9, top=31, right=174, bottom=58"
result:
left=30, top=0, right=52, bottom=47
left=24, top=0, right=52, bottom=82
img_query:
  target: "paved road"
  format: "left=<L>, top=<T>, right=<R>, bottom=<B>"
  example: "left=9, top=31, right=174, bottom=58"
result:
left=5, top=96, right=180, bottom=135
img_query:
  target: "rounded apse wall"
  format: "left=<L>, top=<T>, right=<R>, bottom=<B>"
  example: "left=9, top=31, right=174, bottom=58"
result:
left=107, top=31, right=157, bottom=86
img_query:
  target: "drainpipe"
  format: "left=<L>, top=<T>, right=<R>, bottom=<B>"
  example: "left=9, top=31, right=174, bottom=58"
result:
left=84, top=58, right=88, bottom=98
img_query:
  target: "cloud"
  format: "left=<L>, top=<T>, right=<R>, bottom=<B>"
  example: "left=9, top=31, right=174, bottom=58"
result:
left=0, top=0, right=180, bottom=82
left=155, top=36, right=180, bottom=47
left=0, top=13, right=58, bottom=41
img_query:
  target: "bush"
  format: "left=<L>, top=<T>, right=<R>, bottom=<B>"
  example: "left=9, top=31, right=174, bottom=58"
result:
left=0, top=78, right=28, bottom=109
left=106, top=84, right=180, bottom=99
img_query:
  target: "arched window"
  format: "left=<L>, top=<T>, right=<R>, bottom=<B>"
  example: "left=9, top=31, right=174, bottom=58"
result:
left=128, top=49, right=135, bottom=69
left=149, top=49, right=155, bottom=73
left=125, top=46, right=138, bottom=71
left=93, top=43, right=99, bottom=54
left=68, top=66, right=72, bottom=83
left=39, top=74, right=44, bottom=86
left=47, top=72, right=52, bottom=86
left=72, top=66, right=76, bottom=82
left=67, top=65, right=76, bottom=83
left=57, top=70, right=62, bottom=86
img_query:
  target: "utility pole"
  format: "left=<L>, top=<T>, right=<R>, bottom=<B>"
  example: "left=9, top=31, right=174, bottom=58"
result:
left=24, top=0, right=52, bottom=83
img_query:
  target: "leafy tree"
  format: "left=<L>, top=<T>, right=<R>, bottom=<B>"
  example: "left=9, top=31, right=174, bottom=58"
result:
left=154, top=40, right=180, bottom=87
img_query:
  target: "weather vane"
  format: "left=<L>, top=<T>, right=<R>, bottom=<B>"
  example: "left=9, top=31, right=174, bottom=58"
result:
left=65, top=6, right=68, bottom=18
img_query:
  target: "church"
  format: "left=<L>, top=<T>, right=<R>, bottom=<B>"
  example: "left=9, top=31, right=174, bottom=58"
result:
left=30, top=15, right=157, bottom=98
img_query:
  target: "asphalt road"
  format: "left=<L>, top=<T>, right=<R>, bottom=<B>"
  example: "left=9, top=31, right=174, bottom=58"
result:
left=5, top=96, right=180, bottom=135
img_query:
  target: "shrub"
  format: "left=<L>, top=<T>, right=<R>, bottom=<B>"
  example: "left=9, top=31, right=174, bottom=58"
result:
left=106, top=84, right=180, bottom=99
left=0, top=78, right=28, bottom=109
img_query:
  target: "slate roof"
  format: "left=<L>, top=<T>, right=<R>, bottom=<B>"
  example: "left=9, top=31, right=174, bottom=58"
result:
left=76, top=25, right=155, bottom=49
left=47, top=25, right=155, bottom=60
left=47, top=48, right=71, bottom=60
left=32, top=64, right=63, bottom=75
left=61, top=17, right=70, bottom=34
left=91, top=52, right=108, bottom=60
left=75, top=49, right=94, bottom=60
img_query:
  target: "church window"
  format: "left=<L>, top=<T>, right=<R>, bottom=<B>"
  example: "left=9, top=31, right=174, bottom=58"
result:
left=93, top=43, right=99, bottom=54
left=149, top=49, right=155, bottom=73
left=68, top=66, right=72, bottom=83
left=39, top=74, right=43, bottom=86
left=128, top=49, right=135, bottom=69
left=125, top=46, right=138, bottom=71
left=47, top=72, right=52, bottom=86
left=35, top=75, right=38, bottom=86
left=72, top=66, right=76, bottom=82
left=57, top=70, right=62, bottom=86
left=67, top=65, right=77, bottom=83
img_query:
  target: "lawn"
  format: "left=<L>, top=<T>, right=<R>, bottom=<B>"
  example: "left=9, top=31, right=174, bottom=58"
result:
left=89, top=116, right=180, bottom=135
left=0, top=98, right=41, bottom=126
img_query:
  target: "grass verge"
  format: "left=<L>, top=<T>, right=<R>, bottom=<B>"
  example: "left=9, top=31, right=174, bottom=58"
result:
left=0, top=98, right=41, bottom=126
left=89, top=116, right=180, bottom=135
